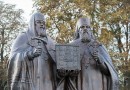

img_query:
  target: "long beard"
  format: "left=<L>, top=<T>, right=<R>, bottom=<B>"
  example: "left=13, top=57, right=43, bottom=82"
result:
left=36, top=28, right=46, bottom=37
left=81, top=33, right=91, bottom=43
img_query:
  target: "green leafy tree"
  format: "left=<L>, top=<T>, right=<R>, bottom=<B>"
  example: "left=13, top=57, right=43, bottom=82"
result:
left=0, top=1, right=26, bottom=89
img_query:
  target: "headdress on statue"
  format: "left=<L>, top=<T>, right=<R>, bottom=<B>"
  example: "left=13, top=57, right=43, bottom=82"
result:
left=76, top=17, right=91, bottom=30
left=74, top=17, right=95, bottom=40
left=28, top=12, right=45, bottom=37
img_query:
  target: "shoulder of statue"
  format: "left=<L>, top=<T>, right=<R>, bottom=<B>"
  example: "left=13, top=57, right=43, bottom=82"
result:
left=17, top=31, right=26, bottom=36
left=44, top=37, right=56, bottom=61
left=47, top=36, right=55, bottom=44
left=87, top=40, right=102, bottom=48
left=11, top=32, right=28, bottom=51
left=14, top=32, right=27, bottom=42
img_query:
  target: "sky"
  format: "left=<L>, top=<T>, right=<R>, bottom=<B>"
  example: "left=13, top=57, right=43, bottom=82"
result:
left=2, top=0, right=34, bottom=22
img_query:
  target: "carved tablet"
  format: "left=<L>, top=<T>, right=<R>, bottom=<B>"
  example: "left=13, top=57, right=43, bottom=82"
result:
left=56, top=44, right=81, bottom=70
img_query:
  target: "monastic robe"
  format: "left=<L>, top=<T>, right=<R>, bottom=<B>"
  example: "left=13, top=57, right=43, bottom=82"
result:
left=7, top=31, right=56, bottom=90
left=57, top=39, right=119, bottom=90
left=68, top=39, right=119, bottom=90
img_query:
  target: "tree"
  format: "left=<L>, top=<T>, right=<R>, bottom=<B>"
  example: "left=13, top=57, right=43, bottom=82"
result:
left=0, top=1, right=26, bottom=89
left=33, top=0, right=88, bottom=43
left=97, top=1, right=130, bottom=89
left=33, top=0, right=130, bottom=89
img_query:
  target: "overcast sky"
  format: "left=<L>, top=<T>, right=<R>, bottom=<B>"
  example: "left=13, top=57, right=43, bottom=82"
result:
left=2, top=0, right=34, bottom=22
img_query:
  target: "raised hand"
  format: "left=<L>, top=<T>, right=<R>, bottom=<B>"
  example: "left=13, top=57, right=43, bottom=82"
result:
left=33, top=46, right=42, bottom=57
left=27, top=46, right=42, bottom=59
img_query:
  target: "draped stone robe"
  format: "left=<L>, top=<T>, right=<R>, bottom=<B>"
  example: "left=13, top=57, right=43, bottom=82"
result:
left=7, top=31, right=56, bottom=90
left=57, top=39, right=119, bottom=90
left=67, top=39, right=119, bottom=90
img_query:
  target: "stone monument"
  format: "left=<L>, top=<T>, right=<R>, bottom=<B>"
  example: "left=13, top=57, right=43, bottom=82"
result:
left=7, top=12, right=56, bottom=90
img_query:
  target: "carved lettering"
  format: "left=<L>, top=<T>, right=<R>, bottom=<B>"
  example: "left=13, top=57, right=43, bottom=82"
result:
left=56, top=44, right=81, bottom=70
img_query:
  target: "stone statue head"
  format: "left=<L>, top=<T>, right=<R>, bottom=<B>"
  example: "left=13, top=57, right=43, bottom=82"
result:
left=28, top=12, right=46, bottom=37
left=74, top=17, right=95, bottom=42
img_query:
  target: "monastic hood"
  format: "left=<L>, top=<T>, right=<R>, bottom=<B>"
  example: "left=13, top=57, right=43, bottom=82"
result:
left=74, top=17, right=94, bottom=40
left=27, top=12, right=45, bottom=38
left=76, top=17, right=91, bottom=30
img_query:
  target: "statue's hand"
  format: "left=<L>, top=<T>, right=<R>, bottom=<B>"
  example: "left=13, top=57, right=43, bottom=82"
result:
left=93, top=50, right=99, bottom=59
left=93, top=52, right=103, bottom=64
left=33, top=46, right=42, bottom=57
left=69, top=69, right=80, bottom=77
left=27, top=46, right=42, bottom=59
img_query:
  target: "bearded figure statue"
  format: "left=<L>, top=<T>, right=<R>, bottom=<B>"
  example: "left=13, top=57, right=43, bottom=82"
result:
left=7, top=12, right=56, bottom=90
left=67, top=17, right=119, bottom=90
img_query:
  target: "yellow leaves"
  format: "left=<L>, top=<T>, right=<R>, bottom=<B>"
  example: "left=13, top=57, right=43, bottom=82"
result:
left=56, top=12, right=64, bottom=20
left=110, top=52, right=129, bottom=58
left=99, top=28, right=114, bottom=45
left=46, top=18, right=52, bottom=28
left=59, top=24, right=67, bottom=31
left=55, top=22, right=75, bottom=44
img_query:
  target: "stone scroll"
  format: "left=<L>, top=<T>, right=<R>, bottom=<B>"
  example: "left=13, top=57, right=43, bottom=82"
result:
left=56, top=44, right=81, bottom=70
